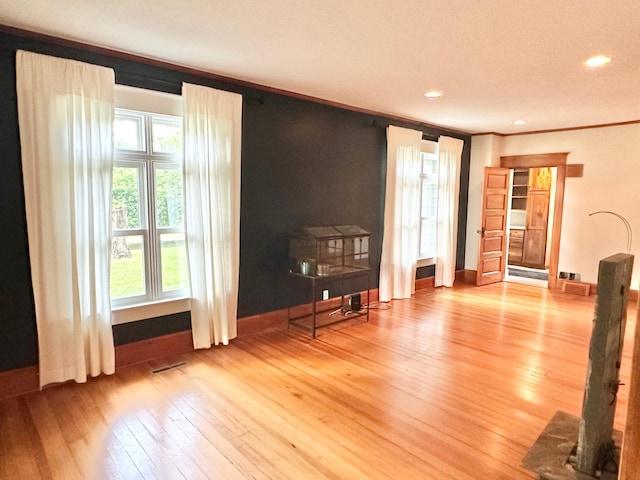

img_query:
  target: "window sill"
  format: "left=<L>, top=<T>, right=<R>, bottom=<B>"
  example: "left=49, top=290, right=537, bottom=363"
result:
left=417, top=257, right=436, bottom=268
left=112, top=297, right=191, bottom=325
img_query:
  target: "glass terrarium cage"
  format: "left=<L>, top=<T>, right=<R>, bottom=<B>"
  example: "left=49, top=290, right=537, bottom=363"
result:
left=289, top=225, right=371, bottom=277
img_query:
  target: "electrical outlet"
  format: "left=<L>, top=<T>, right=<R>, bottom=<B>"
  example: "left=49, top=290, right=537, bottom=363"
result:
left=322, top=289, right=329, bottom=300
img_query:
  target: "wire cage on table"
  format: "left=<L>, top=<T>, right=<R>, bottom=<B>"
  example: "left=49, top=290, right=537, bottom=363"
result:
left=289, top=225, right=370, bottom=277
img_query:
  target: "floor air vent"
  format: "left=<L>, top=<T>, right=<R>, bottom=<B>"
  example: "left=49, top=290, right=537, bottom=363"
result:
left=150, top=361, right=188, bottom=374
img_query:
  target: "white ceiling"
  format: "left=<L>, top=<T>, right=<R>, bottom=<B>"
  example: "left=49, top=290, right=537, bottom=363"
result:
left=1, top=0, right=639, bottom=134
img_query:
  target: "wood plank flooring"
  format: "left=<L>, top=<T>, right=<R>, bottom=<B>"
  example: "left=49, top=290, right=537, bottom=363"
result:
left=0, top=282, right=635, bottom=479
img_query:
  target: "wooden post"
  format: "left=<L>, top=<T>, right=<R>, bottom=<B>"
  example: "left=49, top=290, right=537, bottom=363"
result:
left=575, top=253, right=633, bottom=475
left=619, top=301, right=640, bottom=479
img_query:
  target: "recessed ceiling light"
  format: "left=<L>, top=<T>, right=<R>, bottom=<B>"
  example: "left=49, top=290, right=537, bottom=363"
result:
left=584, top=55, right=612, bottom=67
left=513, top=120, right=526, bottom=126
left=424, top=91, right=443, bottom=99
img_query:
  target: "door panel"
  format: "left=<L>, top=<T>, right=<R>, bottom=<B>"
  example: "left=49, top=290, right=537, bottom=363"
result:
left=522, top=191, right=550, bottom=267
left=485, top=213, right=506, bottom=232
left=523, top=230, right=546, bottom=266
left=484, top=236, right=503, bottom=253
left=487, top=172, right=509, bottom=189
left=486, top=194, right=508, bottom=210
left=476, top=167, right=510, bottom=286
left=527, top=191, right=550, bottom=229
left=480, top=257, right=501, bottom=273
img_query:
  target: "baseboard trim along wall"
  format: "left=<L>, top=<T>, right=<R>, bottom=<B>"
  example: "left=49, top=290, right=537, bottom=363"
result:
left=115, top=330, right=194, bottom=368
left=3, top=275, right=634, bottom=401
left=415, top=276, right=435, bottom=292
left=0, top=281, right=466, bottom=401
left=0, top=366, right=39, bottom=401
left=0, top=331, right=197, bottom=401
left=463, top=269, right=640, bottom=301
left=462, top=269, right=477, bottom=284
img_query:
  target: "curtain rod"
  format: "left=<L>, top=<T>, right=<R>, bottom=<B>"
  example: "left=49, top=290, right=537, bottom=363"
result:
left=116, top=72, right=265, bottom=104
left=371, top=120, right=439, bottom=140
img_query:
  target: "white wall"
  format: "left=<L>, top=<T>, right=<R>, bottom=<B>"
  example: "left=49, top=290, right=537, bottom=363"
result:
left=466, top=123, right=640, bottom=289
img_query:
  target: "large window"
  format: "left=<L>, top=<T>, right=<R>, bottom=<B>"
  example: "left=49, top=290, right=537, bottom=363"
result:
left=418, top=142, right=439, bottom=260
left=111, top=109, right=189, bottom=306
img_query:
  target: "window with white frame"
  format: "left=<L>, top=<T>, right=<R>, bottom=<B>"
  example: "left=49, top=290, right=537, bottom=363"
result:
left=110, top=108, right=189, bottom=306
left=418, top=141, right=439, bottom=260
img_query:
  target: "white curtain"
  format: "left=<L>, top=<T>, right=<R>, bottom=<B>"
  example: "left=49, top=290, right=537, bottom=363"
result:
left=379, top=125, right=423, bottom=301
left=182, top=83, right=242, bottom=349
left=434, top=136, right=463, bottom=287
left=15, top=50, right=115, bottom=388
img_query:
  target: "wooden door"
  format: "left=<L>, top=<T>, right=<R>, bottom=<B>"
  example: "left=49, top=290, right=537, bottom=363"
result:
left=522, top=191, right=550, bottom=267
left=476, top=167, right=510, bottom=286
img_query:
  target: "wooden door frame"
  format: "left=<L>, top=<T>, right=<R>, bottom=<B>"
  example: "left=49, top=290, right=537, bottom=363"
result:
left=500, top=153, right=568, bottom=290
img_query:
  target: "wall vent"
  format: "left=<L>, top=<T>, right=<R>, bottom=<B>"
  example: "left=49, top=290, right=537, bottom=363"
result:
left=561, top=280, right=591, bottom=296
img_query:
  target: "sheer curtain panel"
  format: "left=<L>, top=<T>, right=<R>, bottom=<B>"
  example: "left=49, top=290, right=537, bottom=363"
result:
left=379, top=126, right=423, bottom=301
left=182, top=83, right=242, bottom=348
left=15, top=50, right=116, bottom=388
left=435, top=136, right=463, bottom=287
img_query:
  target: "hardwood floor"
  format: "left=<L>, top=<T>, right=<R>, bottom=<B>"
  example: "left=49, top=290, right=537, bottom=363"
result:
left=0, top=282, right=635, bottom=479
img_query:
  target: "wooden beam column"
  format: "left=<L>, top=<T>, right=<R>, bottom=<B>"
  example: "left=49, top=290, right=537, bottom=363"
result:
left=619, top=302, right=640, bottom=479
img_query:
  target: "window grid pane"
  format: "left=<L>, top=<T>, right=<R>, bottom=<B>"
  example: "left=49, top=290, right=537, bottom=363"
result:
left=112, top=166, right=143, bottom=229
left=160, top=232, right=189, bottom=292
left=114, top=114, right=145, bottom=151
left=421, top=152, right=438, bottom=175
left=155, top=167, right=184, bottom=228
left=152, top=117, right=183, bottom=154
left=420, top=219, right=437, bottom=258
left=421, top=180, right=438, bottom=218
left=110, top=235, right=146, bottom=299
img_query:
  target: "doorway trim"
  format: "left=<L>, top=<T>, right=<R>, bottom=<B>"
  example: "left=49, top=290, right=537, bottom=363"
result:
left=500, top=153, right=568, bottom=290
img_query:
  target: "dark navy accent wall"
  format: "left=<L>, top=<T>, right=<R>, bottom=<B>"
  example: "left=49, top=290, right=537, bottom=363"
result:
left=0, top=45, right=38, bottom=370
left=0, top=30, right=471, bottom=371
left=239, top=94, right=388, bottom=316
